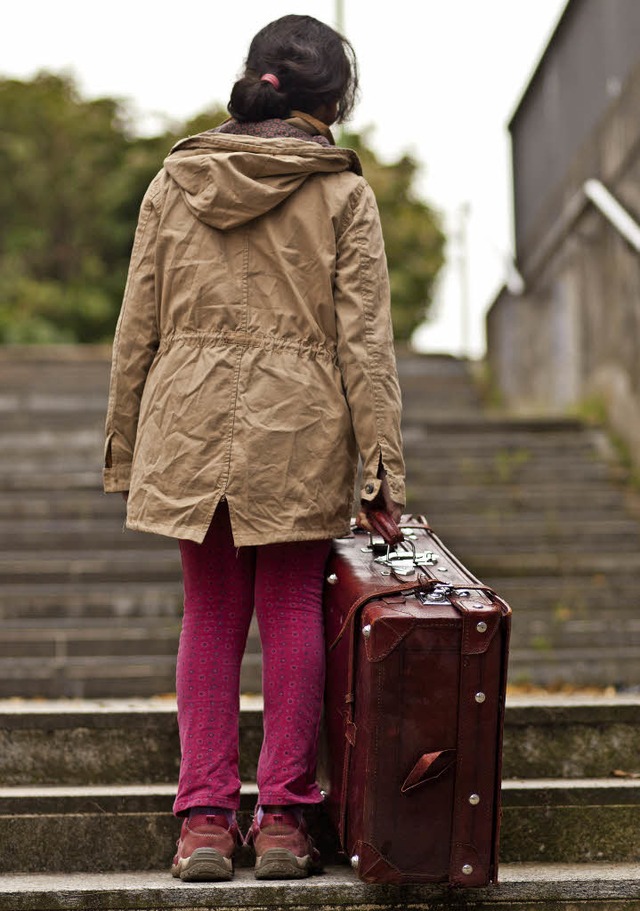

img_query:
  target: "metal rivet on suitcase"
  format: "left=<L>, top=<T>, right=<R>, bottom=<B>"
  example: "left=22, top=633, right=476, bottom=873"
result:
left=458, top=590, right=471, bottom=597
left=475, top=692, right=486, bottom=703
left=476, top=621, right=488, bottom=633
left=362, top=624, right=372, bottom=639
left=462, top=864, right=474, bottom=875
left=469, top=793, right=480, bottom=805
left=351, top=855, right=360, bottom=869
left=327, top=573, right=338, bottom=585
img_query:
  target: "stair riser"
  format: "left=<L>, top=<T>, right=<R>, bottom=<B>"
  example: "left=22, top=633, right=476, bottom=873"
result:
left=3, top=553, right=639, bottom=584
left=1, top=650, right=637, bottom=698
left=0, top=658, right=261, bottom=700
left=0, top=588, right=183, bottom=620
left=2, top=579, right=639, bottom=621
left=4, top=531, right=640, bottom=554
left=0, top=801, right=636, bottom=873
left=5, top=623, right=640, bottom=658
left=2, top=705, right=639, bottom=786
left=507, top=652, right=640, bottom=687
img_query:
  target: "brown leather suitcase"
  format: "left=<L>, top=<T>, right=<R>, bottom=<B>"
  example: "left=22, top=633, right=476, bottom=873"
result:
left=323, top=515, right=511, bottom=886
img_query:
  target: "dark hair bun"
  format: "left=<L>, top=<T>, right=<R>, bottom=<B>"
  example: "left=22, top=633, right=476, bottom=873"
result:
left=228, top=14, right=358, bottom=124
left=229, top=73, right=290, bottom=123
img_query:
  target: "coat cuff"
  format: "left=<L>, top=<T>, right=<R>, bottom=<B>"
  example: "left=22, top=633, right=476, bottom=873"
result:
left=360, top=478, right=383, bottom=503
left=386, top=474, right=406, bottom=508
left=360, top=474, right=406, bottom=508
left=103, top=465, right=131, bottom=493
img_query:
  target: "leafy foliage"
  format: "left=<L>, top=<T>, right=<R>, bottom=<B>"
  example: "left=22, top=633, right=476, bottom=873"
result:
left=340, top=129, right=445, bottom=340
left=0, top=72, right=444, bottom=343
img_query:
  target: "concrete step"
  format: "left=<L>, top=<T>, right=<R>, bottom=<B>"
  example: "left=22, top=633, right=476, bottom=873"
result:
left=0, top=655, right=262, bottom=699
left=485, top=574, right=640, bottom=603
left=3, top=546, right=640, bottom=586
left=2, top=697, right=637, bottom=787
left=0, top=697, right=263, bottom=787
left=2, top=863, right=639, bottom=911
left=0, top=489, right=631, bottom=523
left=0, top=616, right=261, bottom=657
left=508, top=647, right=640, bottom=687
left=4, top=518, right=640, bottom=552
left=401, top=420, right=599, bottom=444
left=0, top=619, right=183, bottom=659
left=3, top=453, right=623, bottom=483
left=0, top=521, right=182, bottom=551
left=411, top=484, right=632, bottom=511
left=460, top=551, right=640, bottom=578
left=6, top=607, right=640, bottom=658
left=0, top=778, right=637, bottom=872
left=0, top=470, right=103, bottom=491
left=406, top=461, right=624, bottom=487
left=403, top=415, right=588, bottom=434
left=0, top=427, right=102, bottom=453
left=3, top=615, right=640, bottom=689
left=0, top=582, right=183, bottom=620
left=508, top=620, right=640, bottom=654
left=438, top=533, right=640, bottom=555
left=6, top=432, right=602, bottom=473
left=7, top=643, right=636, bottom=696
left=507, top=613, right=640, bottom=649
left=0, top=346, right=111, bottom=386
left=0, top=411, right=104, bottom=434
left=0, top=550, right=181, bottom=584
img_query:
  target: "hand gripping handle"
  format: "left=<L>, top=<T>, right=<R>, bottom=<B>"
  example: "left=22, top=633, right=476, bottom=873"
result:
left=365, top=509, right=404, bottom=547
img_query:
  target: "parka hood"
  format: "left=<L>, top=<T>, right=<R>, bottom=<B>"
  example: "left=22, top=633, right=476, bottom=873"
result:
left=164, top=132, right=362, bottom=231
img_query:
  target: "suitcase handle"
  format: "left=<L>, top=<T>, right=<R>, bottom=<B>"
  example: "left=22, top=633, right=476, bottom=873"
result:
left=364, top=509, right=404, bottom=547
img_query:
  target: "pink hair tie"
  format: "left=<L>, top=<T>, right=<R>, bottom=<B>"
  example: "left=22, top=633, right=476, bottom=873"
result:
left=260, top=73, right=280, bottom=90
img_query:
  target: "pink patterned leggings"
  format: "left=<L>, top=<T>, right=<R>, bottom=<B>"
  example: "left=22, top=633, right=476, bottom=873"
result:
left=173, top=500, right=332, bottom=815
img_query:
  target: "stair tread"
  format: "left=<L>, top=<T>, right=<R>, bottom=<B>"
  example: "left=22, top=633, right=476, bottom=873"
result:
left=0, top=862, right=638, bottom=907
left=0, top=693, right=637, bottom=717
left=2, top=777, right=637, bottom=805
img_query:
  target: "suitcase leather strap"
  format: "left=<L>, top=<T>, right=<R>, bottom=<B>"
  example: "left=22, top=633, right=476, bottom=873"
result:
left=446, top=590, right=508, bottom=887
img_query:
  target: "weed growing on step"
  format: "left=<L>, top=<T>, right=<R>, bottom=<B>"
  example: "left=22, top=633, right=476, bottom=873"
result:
left=493, top=449, right=533, bottom=484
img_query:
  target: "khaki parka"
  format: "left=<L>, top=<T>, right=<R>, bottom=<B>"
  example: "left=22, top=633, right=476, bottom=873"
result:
left=103, top=128, right=405, bottom=545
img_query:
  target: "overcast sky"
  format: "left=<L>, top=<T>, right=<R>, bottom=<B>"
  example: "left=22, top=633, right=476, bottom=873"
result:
left=2, top=0, right=568, bottom=357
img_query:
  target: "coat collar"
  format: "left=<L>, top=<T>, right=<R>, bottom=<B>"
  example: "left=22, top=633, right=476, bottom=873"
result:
left=287, top=111, right=336, bottom=146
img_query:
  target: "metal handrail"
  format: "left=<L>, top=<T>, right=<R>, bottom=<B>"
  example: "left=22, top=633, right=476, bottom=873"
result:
left=514, top=178, right=640, bottom=292
left=583, top=179, right=640, bottom=253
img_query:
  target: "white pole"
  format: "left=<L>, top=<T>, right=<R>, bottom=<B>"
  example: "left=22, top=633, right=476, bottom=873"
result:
left=458, top=203, right=471, bottom=358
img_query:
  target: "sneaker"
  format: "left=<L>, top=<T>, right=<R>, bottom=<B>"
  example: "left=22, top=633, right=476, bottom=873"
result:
left=246, top=807, right=323, bottom=879
left=171, top=813, right=242, bottom=882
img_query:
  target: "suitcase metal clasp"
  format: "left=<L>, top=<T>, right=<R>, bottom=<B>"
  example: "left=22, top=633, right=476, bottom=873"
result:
left=374, top=541, right=439, bottom=576
left=417, top=583, right=454, bottom=604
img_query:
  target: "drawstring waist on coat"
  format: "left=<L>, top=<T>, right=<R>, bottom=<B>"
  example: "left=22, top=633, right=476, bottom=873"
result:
left=158, top=329, right=339, bottom=364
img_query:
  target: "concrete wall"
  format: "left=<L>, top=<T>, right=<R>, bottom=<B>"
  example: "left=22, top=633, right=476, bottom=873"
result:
left=487, top=8, right=640, bottom=467
left=487, top=180, right=640, bottom=463
left=511, top=0, right=640, bottom=260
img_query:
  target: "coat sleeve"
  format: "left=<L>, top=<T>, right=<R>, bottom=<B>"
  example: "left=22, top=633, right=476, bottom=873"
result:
left=102, top=179, right=162, bottom=493
left=333, top=181, right=406, bottom=508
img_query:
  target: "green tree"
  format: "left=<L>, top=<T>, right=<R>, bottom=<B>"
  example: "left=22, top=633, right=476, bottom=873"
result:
left=0, top=73, right=130, bottom=341
left=341, top=129, right=445, bottom=340
left=0, top=72, right=443, bottom=344
left=0, top=72, right=227, bottom=343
